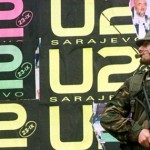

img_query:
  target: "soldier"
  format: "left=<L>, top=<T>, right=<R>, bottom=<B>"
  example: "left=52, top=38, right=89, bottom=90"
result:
left=100, top=30, right=150, bottom=150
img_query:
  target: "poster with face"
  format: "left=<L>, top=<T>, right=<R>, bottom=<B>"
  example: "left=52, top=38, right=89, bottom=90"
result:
left=130, top=0, right=150, bottom=39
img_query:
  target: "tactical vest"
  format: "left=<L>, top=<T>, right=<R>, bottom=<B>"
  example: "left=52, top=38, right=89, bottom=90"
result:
left=129, top=71, right=150, bottom=126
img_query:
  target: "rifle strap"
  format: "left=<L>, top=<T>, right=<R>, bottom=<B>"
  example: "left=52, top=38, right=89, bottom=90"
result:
left=129, top=72, right=146, bottom=113
left=129, top=72, right=146, bottom=94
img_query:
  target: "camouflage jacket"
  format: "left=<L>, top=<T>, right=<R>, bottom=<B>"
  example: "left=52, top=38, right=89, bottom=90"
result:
left=100, top=71, right=150, bottom=150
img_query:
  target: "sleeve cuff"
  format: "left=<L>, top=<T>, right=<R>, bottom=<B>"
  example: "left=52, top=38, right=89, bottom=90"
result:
left=129, top=122, right=143, bottom=142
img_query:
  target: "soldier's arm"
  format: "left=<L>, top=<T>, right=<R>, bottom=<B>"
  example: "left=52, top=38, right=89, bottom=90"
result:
left=138, top=129, right=150, bottom=148
left=100, top=81, right=142, bottom=143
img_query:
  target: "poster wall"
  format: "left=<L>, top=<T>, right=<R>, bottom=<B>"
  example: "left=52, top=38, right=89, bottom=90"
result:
left=0, top=100, right=39, bottom=150
left=0, top=0, right=39, bottom=149
left=39, top=0, right=141, bottom=150
left=0, top=0, right=39, bottom=100
left=0, top=0, right=149, bottom=150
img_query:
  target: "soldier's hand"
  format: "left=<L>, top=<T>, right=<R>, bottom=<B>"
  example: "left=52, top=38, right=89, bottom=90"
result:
left=138, top=129, right=150, bottom=148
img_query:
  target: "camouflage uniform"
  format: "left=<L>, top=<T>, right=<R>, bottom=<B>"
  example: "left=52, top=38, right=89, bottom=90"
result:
left=100, top=69, right=150, bottom=150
